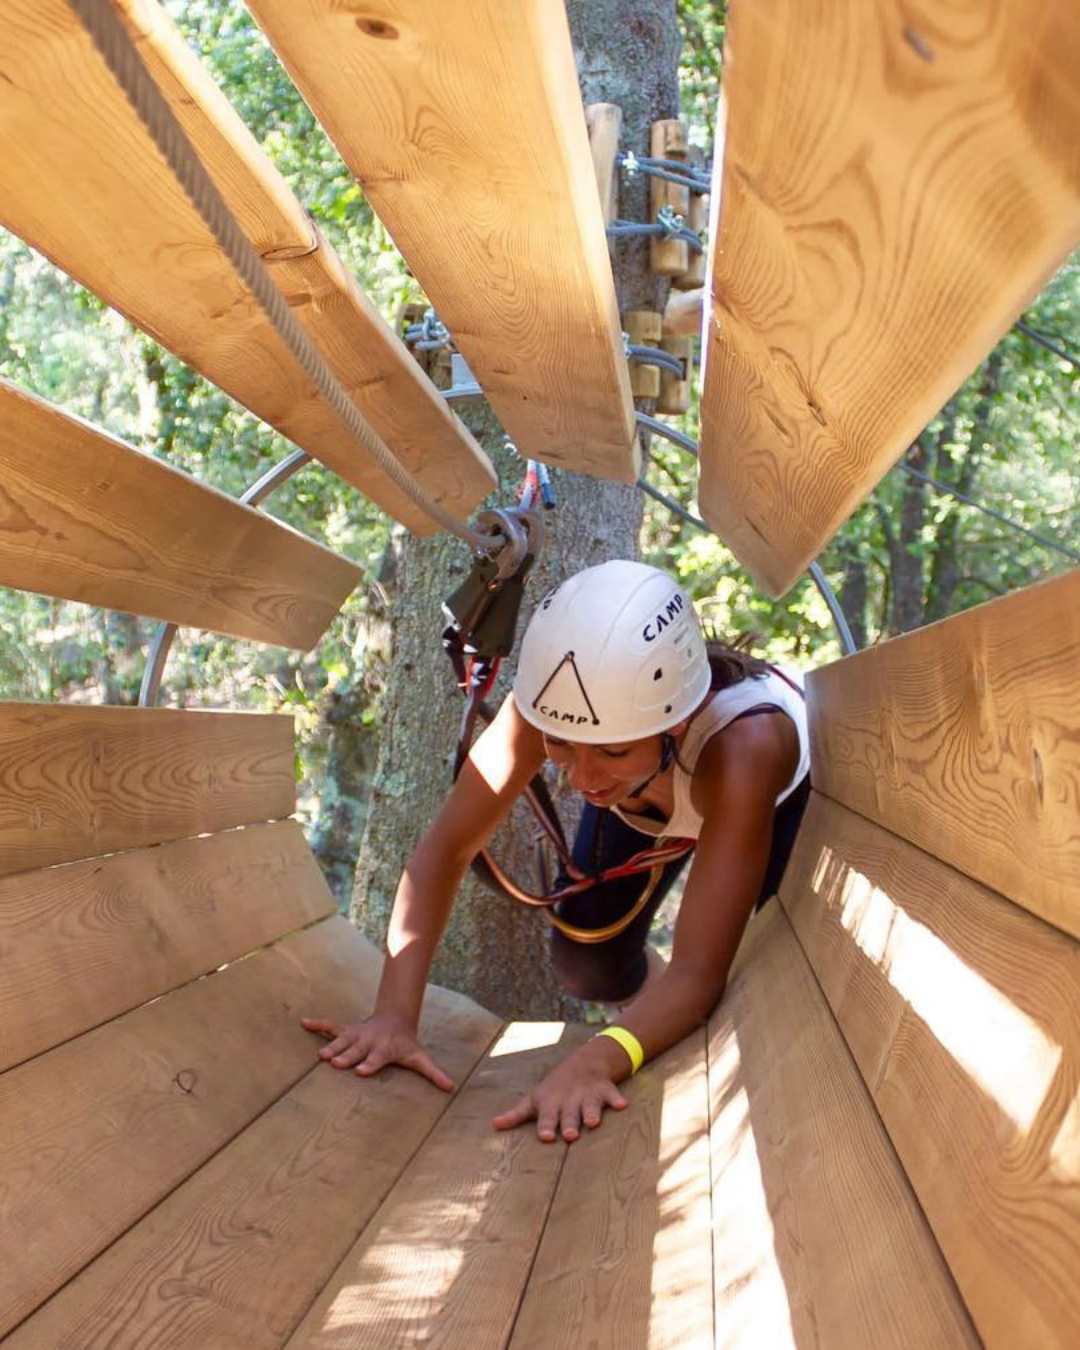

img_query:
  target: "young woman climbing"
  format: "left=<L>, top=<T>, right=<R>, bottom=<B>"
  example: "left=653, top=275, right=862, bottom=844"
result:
left=302, top=560, right=810, bottom=1144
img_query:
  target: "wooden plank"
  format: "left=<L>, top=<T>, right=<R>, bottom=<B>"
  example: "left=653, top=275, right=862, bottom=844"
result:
left=246, top=0, right=639, bottom=484
left=586, top=103, right=623, bottom=226
left=286, top=1022, right=590, bottom=1348
left=699, top=0, right=1080, bottom=596
left=509, top=1031, right=714, bottom=1350
left=0, top=917, right=383, bottom=1338
left=708, top=902, right=980, bottom=1350
left=807, top=567, right=1080, bottom=941
left=649, top=119, right=690, bottom=278
left=0, top=0, right=496, bottom=534
left=780, top=792, right=1080, bottom=1350
left=0, top=703, right=294, bottom=878
left=0, top=819, right=335, bottom=1073
left=5, top=985, right=500, bottom=1349
left=0, top=379, right=359, bottom=647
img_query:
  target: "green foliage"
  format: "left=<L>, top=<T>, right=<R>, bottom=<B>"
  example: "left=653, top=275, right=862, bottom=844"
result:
left=0, top=0, right=1076, bottom=808
left=676, top=0, right=726, bottom=148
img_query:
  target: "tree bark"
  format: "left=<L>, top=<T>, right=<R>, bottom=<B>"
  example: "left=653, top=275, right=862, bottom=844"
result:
left=351, top=0, right=681, bottom=1020
left=888, top=439, right=930, bottom=634
left=925, top=354, right=1003, bottom=624
left=835, top=538, right=868, bottom=651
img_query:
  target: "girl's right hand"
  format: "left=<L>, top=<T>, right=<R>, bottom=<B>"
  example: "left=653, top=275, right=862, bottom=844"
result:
left=301, top=1012, right=455, bottom=1092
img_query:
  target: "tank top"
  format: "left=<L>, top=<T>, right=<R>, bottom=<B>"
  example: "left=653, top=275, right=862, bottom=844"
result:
left=611, top=667, right=810, bottom=841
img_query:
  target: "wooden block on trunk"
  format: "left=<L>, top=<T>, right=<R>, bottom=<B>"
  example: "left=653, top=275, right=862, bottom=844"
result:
left=650, top=119, right=690, bottom=277
left=657, top=336, right=693, bottom=414
left=673, top=146, right=707, bottom=290
left=624, top=309, right=663, bottom=399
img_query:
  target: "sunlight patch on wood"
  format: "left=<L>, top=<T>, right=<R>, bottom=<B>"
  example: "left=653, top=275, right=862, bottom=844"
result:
left=1050, top=1086, right=1080, bottom=1183
left=647, top=1048, right=713, bottom=1348
left=489, top=1021, right=568, bottom=1057
left=709, top=1031, right=795, bottom=1350
left=830, top=862, right=1062, bottom=1135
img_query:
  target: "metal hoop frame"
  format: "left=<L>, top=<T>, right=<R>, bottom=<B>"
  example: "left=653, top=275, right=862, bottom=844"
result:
left=635, top=412, right=858, bottom=655
left=138, top=449, right=313, bottom=707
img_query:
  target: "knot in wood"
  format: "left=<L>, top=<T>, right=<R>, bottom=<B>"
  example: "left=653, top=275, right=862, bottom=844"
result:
left=174, top=1069, right=198, bottom=1095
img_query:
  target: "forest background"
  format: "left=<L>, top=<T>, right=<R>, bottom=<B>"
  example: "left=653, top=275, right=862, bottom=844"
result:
left=1, top=0, right=1077, bottom=920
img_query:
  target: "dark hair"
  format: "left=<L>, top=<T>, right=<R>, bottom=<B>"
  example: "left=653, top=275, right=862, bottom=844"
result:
left=705, top=633, right=770, bottom=691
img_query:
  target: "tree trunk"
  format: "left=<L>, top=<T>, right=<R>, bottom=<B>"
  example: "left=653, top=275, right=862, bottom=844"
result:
left=888, top=440, right=930, bottom=634
left=924, top=354, right=1003, bottom=624
left=98, top=610, right=145, bottom=705
left=310, top=681, right=378, bottom=909
left=351, top=0, right=681, bottom=1020
left=311, top=554, right=395, bottom=908
left=835, top=538, right=868, bottom=651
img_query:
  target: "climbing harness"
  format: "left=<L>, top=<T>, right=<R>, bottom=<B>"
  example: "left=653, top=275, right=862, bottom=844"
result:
left=441, top=488, right=697, bottom=943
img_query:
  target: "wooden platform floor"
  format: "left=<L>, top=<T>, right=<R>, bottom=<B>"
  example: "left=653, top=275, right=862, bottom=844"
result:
left=4, top=899, right=978, bottom=1349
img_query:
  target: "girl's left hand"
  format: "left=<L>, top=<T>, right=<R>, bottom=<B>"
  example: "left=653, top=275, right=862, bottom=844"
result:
left=491, top=1038, right=630, bottom=1143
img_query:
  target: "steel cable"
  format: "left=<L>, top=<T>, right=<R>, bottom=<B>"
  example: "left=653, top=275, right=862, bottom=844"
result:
left=1014, top=321, right=1080, bottom=374
left=898, top=464, right=1080, bottom=564
left=626, top=345, right=686, bottom=377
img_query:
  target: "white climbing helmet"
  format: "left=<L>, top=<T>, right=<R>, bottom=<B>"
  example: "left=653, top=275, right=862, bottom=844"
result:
left=513, top=560, right=710, bottom=744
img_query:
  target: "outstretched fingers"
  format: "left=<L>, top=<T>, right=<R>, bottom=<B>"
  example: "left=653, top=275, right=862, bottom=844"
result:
left=300, top=1017, right=355, bottom=1063
left=353, top=1046, right=390, bottom=1076
left=403, top=1048, right=455, bottom=1093
left=600, top=1081, right=629, bottom=1113
left=329, top=1040, right=372, bottom=1069
left=492, top=1094, right=537, bottom=1134
left=300, top=1016, right=337, bottom=1038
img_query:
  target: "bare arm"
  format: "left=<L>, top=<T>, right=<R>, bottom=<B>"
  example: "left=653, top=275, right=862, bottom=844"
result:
left=375, top=691, right=547, bottom=1024
left=614, top=711, right=799, bottom=1060
left=494, top=710, right=799, bottom=1138
left=303, top=692, right=545, bottom=1085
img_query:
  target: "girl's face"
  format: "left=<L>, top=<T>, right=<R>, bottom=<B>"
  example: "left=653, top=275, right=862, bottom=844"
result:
left=542, top=732, right=666, bottom=807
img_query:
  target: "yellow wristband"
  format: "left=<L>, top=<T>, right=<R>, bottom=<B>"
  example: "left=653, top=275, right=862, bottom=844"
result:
left=597, top=1025, right=645, bottom=1075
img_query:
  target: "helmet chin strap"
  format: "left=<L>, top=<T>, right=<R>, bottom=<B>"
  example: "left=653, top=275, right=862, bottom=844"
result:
left=625, top=732, right=676, bottom=801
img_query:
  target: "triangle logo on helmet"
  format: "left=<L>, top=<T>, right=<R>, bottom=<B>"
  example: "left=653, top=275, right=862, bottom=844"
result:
left=531, top=651, right=601, bottom=728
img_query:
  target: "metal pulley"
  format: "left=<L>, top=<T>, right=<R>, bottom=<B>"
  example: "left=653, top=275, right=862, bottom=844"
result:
left=443, top=507, right=544, bottom=659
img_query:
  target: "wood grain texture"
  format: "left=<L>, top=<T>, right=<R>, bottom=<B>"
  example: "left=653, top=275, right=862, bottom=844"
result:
left=0, top=918, right=385, bottom=1338
left=509, top=1030, right=714, bottom=1350
left=246, top=0, right=639, bottom=483
left=287, top=1022, right=590, bottom=1348
left=709, top=902, right=979, bottom=1349
left=807, top=567, right=1080, bottom=940
left=0, top=379, right=359, bottom=647
left=699, top=0, right=1080, bottom=596
left=5, top=985, right=500, bottom=1349
left=0, top=819, right=335, bottom=1073
left=0, top=0, right=496, bottom=534
left=0, top=703, right=294, bottom=878
left=780, top=792, right=1080, bottom=1349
